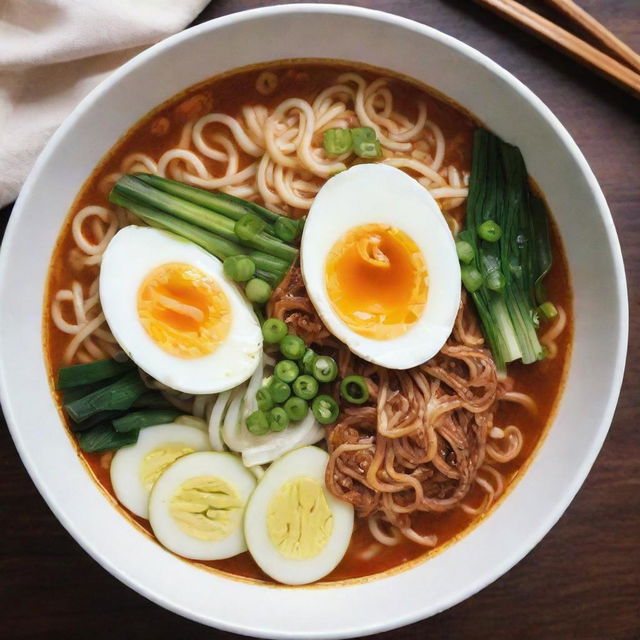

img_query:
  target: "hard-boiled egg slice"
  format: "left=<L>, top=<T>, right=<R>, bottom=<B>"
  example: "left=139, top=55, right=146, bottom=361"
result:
left=149, top=451, right=256, bottom=560
left=244, top=446, right=353, bottom=585
left=110, top=423, right=210, bottom=519
left=301, top=163, right=461, bottom=369
left=100, top=226, right=262, bottom=394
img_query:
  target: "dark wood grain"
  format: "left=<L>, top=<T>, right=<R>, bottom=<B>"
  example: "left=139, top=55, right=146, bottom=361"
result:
left=1, top=1, right=638, bottom=638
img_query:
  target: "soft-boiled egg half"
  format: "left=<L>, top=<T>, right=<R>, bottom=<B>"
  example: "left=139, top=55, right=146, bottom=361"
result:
left=100, top=226, right=262, bottom=394
left=301, top=164, right=461, bottom=369
left=149, top=451, right=256, bottom=560
left=244, top=446, right=354, bottom=585
left=110, top=423, right=210, bottom=519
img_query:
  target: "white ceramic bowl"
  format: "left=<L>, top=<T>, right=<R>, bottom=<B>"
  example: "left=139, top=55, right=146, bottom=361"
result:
left=0, top=4, right=628, bottom=638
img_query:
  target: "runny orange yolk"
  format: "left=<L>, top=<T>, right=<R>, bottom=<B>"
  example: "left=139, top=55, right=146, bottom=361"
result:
left=325, top=224, right=428, bottom=341
left=137, top=262, right=231, bottom=358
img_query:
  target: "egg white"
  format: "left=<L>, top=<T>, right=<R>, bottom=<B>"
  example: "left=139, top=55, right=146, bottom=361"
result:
left=300, top=163, right=461, bottom=369
left=100, top=226, right=262, bottom=394
left=243, top=446, right=354, bottom=585
left=149, top=451, right=256, bottom=561
left=110, top=423, right=210, bottom=519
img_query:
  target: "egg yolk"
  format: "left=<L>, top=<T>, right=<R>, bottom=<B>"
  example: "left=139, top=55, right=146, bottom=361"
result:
left=324, top=224, right=428, bottom=340
left=267, top=477, right=333, bottom=560
left=137, top=262, right=231, bottom=358
left=169, top=476, right=242, bottom=542
left=140, top=444, right=195, bottom=491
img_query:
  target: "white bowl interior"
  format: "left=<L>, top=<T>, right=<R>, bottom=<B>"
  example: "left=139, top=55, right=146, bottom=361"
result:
left=0, top=5, right=627, bottom=639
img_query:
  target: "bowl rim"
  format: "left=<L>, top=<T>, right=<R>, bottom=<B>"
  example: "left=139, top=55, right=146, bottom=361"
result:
left=0, top=3, right=628, bottom=637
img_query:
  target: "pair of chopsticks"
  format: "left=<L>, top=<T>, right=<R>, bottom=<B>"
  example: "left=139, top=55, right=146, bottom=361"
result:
left=472, top=0, right=640, bottom=98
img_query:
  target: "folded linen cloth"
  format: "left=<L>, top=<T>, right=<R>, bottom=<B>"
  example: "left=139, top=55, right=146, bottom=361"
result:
left=0, top=0, right=209, bottom=207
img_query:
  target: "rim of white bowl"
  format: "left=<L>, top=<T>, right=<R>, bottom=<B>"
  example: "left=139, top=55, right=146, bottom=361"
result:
left=0, top=4, right=628, bottom=638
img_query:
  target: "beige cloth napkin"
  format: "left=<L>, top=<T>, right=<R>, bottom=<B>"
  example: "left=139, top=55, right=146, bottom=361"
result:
left=0, top=0, right=209, bottom=207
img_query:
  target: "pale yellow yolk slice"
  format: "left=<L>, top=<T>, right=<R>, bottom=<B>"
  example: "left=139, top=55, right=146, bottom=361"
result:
left=139, top=443, right=196, bottom=492
left=137, top=262, right=231, bottom=358
left=267, top=477, right=333, bottom=560
left=169, top=476, right=242, bottom=542
left=324, top=224, right=428, bottom=340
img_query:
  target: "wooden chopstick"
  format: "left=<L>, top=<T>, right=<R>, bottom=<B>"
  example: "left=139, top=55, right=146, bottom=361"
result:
left=541, top=0, right=640, bottom=73
left=472, top=0, right=640, bottom=98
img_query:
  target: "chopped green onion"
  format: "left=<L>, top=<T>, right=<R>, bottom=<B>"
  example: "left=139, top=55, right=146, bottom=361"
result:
left=478, top=219, right=502, bottom=242
left=65, top=371, right=147, bottom=423
left=311, top=395, right=339, bottom=425
left=301, top=348, right=317, bottom=374
left=245, top=278, right=273, bottom=304
left=112, top=409, right=182, bottom=433
left=275, top=359, right=300, bottom=384
left=274, top=217, right=299, bottom=242
left=455, top=240, right=475, bottom=265
left=223, top=255, right=256, bottom=282
left=57, top=357, right=134, bottom=390
left=268, top=379, right=291, bottom=404
left=280, top=334, right=306, bottom=360
left=77, top=423, right=138, bottom=453
left=262, top=318, right=288, bottom=344
left=256, top=387, right=274, bottom=412
left=283, top=397, right=309, bottom=422
left=235, top=213, right=267, bottom=242
left=461, top=265, right=483, bottom=293
left=538, top=301, right=558, bottom=320
left=340, top=375, right=369, bottom=405
left=323, top=128, right=353, bottom=156
left=311, top=355, right=338, bottom=382
left=292, top=375, right=319, bottom=400
left=246, top=410, right=269, bottom=435
left=351, top=127, right=381, bottom=158
left=486, top=269, right=506, bottom=292
left=62, top=381, right=111, bottom=404
left=268, top=407, right=289, bottom=432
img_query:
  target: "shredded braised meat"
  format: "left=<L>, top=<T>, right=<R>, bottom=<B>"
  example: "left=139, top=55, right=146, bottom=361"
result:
left=269, top=266, right=503, bottom=545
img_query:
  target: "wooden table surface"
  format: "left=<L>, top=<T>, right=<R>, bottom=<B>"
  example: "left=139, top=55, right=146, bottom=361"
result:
left=1, top=1, right=638, bottom=638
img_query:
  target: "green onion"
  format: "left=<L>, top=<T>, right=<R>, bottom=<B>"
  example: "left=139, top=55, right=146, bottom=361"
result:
left=351, top=127, right=381, bottom=158
left=292, top=375, right=319, bottom=400
left=256, top=387, right=274, bottom=412
left=340, top=375, right=369, bottom=404
left=77, top=423, right=139, bottom=453
left=235, top=213, right=267, bottom=242
left=283, top=397, right=309, bottom=422
left=323, top=128, right=353, bottom=156
left=246, top=410, right=269, bottom=435
left=70, top=410, right=126, bottom=433
left=461, top=265, right=484, bottom=293
left=132, top=391, right=173, bottom=409
left=112, top=175, right=297, bottom=263
left=62, top=381, right=111, bottom=404
left=57, top=358, right=134, bottom=390
left=65, top=371, right=147, bottom=423
left=455, top=240, right=475, bottom=265
left=245, top=278, right=273, bottom=304
left=223, top=255, right=256, bottom=282
left=478, top=220, right=502, bottom=242
left=301, top=348, right=317, bottom=374
left=112, top=409, right=182, bottom=433
left=311, top=395, right=339, bottom=425
left=262, top=318, right=288, bottom=344
left=463, top=129, right=554, bottom=371
left=268, top=379, right=291, bottom=404
left=538, top=301, right=558, bottom=320
left=268, top=407, right=289, bottom=432
left=275, top=360, right=300, bottom=384
left=274, top=218, right=299, bottom=242
left=280, top=334, right=306, bottom=360
left=311, top=355, right=338, bottom=382
left=135, top=174, right=282, bottom=224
